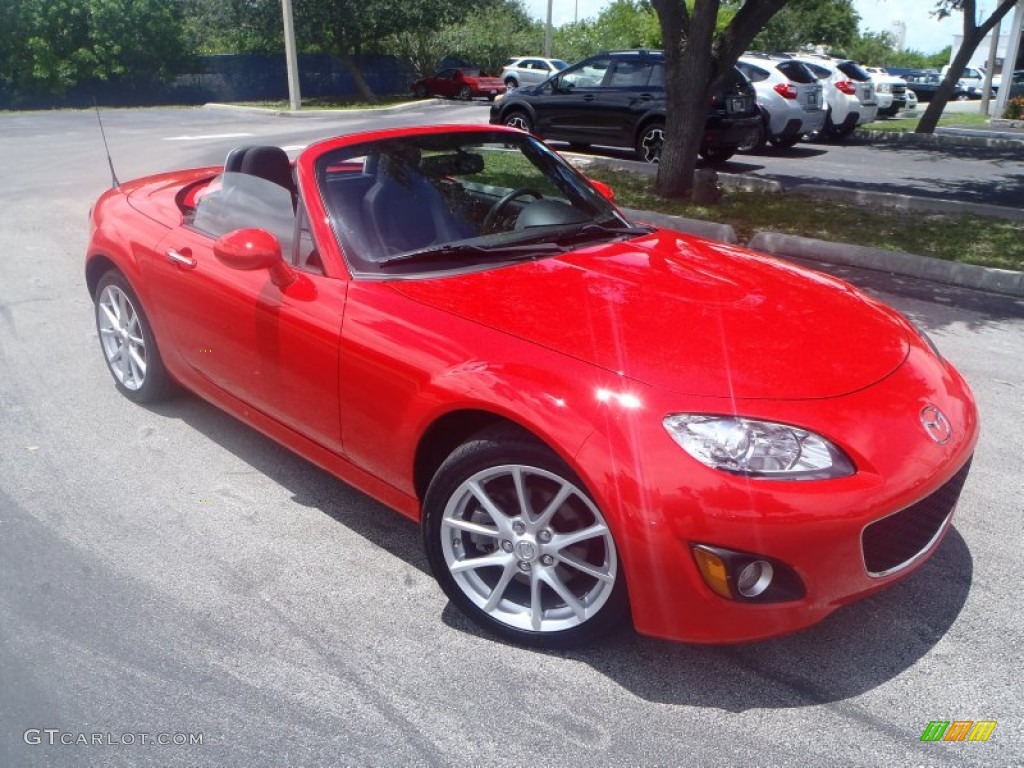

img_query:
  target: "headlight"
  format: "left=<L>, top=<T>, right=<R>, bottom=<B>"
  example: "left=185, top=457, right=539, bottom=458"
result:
left=663, top=415, right=855, bottom=480
left=877, top=83, right=892, bottom=93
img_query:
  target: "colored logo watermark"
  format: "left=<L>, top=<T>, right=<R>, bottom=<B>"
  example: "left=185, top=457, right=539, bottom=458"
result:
left=920, top=720, right=997, bottom=742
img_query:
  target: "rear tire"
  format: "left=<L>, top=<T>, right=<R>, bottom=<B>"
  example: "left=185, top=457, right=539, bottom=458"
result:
left=458, top=85, right=472, bottom=101
left=94, top=270, right=173, bottom=403
left=502, top=109, right=533, bottom=133
left=699, top=146, right=736, bottom=164
left=737, top=122, right=767, bottom=153
left=769, top=134, right=802, bottom=149
left=635, top=122, right=664, bottom=163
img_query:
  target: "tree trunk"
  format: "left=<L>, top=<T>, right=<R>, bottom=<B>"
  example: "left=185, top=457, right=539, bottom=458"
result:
left=915, top=34, right=982, bottom=133
left=652, top=2, right=718, bottom=199
left=337, top=47, right=378, bottom=103
left=915, top=0, right=1019, bottom=134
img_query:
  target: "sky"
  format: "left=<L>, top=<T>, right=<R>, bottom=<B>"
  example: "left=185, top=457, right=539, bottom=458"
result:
left=522, top=0, right=969, bottom=55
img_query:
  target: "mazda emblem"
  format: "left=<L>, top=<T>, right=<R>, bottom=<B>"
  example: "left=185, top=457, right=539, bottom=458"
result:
left=920, top=405, right=952, bottom=444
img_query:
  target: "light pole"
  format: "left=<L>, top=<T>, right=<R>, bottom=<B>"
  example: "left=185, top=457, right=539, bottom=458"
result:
left=544, top=0, right=553, bottom=57
left=281, top=0, right=302, bottom=111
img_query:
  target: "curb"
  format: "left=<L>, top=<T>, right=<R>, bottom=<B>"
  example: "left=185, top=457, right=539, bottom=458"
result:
left=790, top=184, right=1024, bottom=223
left=854, top=127, right=1024, bottom=148
left=202, top=99, right=437, bottom=118
left=747, top=232, right=1024, bottom=298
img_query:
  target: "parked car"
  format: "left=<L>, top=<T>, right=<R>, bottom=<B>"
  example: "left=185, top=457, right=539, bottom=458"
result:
left=490, top=49, right=760, bottom=164
left=904, top=71, right=974, bottom=102
left=735, top=54, right=825, bottom=150
left=500, top=56, right=569, bottom=89
left=86, top=124, right=979, bottom=648
left=412, top=68, right=506, bottom=101
left=903, top=86, right=918, bottom=111
left=864, top=66, right=909, bottom=116
left=790, top=56, right=878, bottom=137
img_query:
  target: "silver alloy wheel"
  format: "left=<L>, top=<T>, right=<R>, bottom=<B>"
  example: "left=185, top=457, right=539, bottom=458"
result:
left=638, top=126, right=663, bottom=163
left=440, top=463, right=617, bottom=633
left=97, top=284, right=147, bottom=390
left=505, top=115, right=528, bottom=131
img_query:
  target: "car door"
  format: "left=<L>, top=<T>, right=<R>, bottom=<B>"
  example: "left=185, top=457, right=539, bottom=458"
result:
left=537, top=54, right=649, bottom=147
left=432, top=69, right=458, bottom=98
left=143, top=173, right=345, bottom=453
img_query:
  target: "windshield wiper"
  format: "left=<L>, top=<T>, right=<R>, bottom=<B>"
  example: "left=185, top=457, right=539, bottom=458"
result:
left=553, top=222, right=655, bottom=243
left=378, top=240, right=566, bottom=267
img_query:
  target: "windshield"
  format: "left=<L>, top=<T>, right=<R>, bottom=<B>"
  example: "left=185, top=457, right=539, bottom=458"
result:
left=315, top=131, right=633, bottom=276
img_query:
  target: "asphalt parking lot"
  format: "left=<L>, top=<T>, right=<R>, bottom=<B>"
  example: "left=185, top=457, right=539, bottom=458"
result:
left=0, top=104, right=1021, bottom=767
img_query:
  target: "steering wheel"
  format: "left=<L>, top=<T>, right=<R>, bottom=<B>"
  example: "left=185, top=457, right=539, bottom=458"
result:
left=482, top=188, right=543, bottom=233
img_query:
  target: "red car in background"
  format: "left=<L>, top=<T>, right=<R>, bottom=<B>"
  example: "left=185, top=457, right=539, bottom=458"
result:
left=412, top=67, right=506, bottom=100
left=86, top=125, right=978, bottom=649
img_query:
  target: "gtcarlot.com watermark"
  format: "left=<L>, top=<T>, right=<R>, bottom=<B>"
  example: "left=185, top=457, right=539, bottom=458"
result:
left=24, top=729, right=204, bottom=747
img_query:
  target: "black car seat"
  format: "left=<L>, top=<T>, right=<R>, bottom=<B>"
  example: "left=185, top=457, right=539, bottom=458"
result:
left=362, top=150, right=473, bottom=258
left=239, top=145, right=296, bottom=206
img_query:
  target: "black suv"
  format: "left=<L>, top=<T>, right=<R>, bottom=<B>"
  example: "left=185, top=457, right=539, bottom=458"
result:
left=489, top=49, right=760, bottom=163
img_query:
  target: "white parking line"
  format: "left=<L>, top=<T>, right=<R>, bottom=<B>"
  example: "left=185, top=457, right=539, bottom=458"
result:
left=164, top=133, right=255, bottom=141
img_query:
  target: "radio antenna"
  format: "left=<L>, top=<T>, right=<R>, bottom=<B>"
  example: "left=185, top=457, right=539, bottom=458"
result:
left=93, top=99, right=121, bottom=188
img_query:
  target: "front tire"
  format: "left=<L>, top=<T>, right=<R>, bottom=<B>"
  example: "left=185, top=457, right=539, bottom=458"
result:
left=423, top=427, right=627, bottom=648
left=94, top=270, right=172, bottom=403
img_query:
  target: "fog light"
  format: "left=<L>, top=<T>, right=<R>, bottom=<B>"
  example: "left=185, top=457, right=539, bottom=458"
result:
left=736, top=560, right=774, bottom=598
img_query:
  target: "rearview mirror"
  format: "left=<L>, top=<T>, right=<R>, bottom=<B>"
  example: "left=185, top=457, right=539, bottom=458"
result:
left=214, top=228, right=296, bottom=288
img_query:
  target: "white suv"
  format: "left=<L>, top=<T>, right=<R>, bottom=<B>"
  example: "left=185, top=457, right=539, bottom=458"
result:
left=791, top=56, right=878, bottom=138
left=736, top=54, right=826, bottom=150
left=864, top=66, right=909, bottom=116
left=500, top=57, right=569, bottom=89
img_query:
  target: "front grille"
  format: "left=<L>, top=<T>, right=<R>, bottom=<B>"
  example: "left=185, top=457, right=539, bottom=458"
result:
left=862, top=458, right=972, bottom=577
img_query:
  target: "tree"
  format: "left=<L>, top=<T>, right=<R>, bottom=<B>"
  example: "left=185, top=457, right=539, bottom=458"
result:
left=750, top=0, right=858, bottom=52
left=0, top=0, right=189, bottom=103
left=649, top=0, right=792, bottom=198
left=188, top=0, right=487, bottom=102
left=915, top=0, right=1018, bottom=133
left=843, top=31, right=897, bottom=66
left=555, top=0, right=662, bottom=62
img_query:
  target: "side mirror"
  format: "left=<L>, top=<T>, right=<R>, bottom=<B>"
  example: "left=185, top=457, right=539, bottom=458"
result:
left=214, top=228, right=296, bottom=288
left=588, top=179, right=615, bottom=202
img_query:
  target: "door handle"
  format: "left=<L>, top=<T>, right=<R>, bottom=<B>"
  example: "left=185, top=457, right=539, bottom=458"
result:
left=583, top=94, right=596, bottom=101
left=166, top=248, right=196, bottom=269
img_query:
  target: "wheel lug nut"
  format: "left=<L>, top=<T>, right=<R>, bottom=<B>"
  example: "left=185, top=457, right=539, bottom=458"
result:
left=501, top=540, right=513, bottom=552
left=541, top=555, right=555, bottom=566
left=513, top=521, right=526, bottom=535
left=538, top=530, right=552, bottom=543
left=517, top=561, right=531, bottom=572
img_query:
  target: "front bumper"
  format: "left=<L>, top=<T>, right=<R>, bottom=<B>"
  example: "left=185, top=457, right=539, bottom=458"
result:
left=575, top=345, right=979, bottom=644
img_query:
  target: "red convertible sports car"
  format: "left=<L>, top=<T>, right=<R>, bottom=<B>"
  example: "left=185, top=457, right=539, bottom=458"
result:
left=411, top=68, right=506, bottom=100
left=86, top=125, right=979, bottom=648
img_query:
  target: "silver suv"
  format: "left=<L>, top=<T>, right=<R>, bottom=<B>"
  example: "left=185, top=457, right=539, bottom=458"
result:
left=736, top=54, right=825, bottom=150
left=500, top=57, right=569, bottom=89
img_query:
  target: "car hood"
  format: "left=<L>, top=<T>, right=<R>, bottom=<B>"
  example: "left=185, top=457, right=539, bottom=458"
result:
left=388, top=230, right=909, bottom=400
